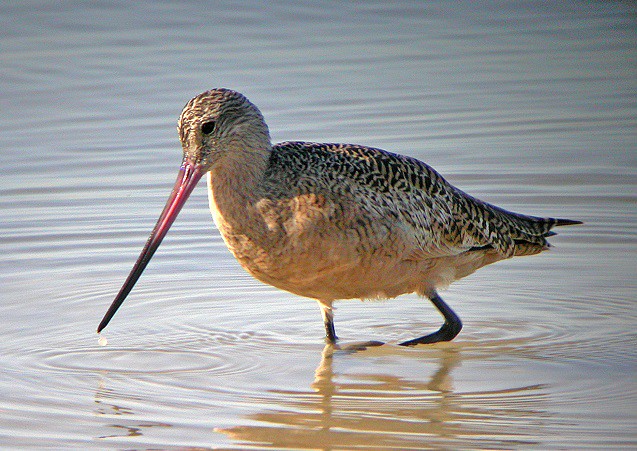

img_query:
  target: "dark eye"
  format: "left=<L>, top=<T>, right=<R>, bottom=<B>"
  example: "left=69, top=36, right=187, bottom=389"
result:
left=201, top=121, right=216, bottom=135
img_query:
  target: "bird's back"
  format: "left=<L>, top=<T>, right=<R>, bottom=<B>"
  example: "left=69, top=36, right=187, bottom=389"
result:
left=265, top=141, right=576, bottom=257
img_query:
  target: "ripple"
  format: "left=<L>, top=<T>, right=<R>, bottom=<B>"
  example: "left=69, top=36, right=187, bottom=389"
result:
left=41, top=348, right=224, bottom=375
left=463, top=319, right=574, bottom=349
left=0, top=315, right=295, bottom=386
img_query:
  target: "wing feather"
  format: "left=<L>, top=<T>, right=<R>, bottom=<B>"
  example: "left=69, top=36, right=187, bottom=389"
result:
left=267, top=142, right=571, bottom=259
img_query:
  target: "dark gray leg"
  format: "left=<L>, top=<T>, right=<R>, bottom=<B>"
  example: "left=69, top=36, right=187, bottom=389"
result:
left=399, top=291, right=462, bottom=346
left=318, top=302, right=338, bottom=343
left=324, top=318, right=337, bottom=343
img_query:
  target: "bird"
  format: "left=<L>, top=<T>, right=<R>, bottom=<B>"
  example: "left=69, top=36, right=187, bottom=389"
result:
left=97, top=88, right=581, bottom=346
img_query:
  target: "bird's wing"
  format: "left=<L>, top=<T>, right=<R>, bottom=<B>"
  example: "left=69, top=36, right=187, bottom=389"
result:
left=269, top=142, right=566, bottom=259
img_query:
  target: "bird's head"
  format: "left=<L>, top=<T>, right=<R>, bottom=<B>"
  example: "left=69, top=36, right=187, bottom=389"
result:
left=97, top=88, right=269, bottom=333
left=177, top=88, right=271, bottom=171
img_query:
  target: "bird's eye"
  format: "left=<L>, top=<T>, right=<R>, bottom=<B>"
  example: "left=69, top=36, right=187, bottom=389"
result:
left=201, top=121, right=216, bottom=135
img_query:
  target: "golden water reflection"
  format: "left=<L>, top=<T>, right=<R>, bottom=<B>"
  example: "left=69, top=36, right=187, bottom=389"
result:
left=219, top=344, right=549, bottom=449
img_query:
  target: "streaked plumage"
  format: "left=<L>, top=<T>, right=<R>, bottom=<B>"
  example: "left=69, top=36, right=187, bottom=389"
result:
left=98, top=88, right=580, bottom=345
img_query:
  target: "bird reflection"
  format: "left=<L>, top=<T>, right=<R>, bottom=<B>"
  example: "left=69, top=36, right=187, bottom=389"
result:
left=92, top=342, right=548, bottom=448
left=219, top=343, right=463, bottom=449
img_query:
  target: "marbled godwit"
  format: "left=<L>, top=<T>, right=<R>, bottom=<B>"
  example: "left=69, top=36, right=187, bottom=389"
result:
left=97, top=88, right=580, bottom=345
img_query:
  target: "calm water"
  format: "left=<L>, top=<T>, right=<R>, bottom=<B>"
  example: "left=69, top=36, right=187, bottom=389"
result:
left=1, top=1, right=636, bottom=449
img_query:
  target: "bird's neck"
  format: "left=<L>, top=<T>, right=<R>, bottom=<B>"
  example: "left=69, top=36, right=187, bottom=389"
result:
left=206, top=148, right=270, bottom=234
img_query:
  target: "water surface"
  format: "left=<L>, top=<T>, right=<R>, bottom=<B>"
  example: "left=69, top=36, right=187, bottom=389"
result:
left=1, top=1, right=635, bottom=449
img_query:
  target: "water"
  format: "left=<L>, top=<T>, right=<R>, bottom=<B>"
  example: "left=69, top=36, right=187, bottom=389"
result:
left=1, top=1, right=635, bottom=448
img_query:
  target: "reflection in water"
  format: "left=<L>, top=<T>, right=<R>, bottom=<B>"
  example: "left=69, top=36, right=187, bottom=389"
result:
left=218, top=345, right=548, bottom=449
left=93, top=378, right=172, bottom=441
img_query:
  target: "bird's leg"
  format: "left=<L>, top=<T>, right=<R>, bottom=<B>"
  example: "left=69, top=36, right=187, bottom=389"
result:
left=399, top=291, right=462, bottom=346
left=318, top=302, right=337, bottom=343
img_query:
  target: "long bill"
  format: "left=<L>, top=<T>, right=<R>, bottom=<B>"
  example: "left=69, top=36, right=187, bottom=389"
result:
left=97, top=160, right=205, bottom=333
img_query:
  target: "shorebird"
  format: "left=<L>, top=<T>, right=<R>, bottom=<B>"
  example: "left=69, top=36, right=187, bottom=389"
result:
left=97, top=88, right=580, bottom=345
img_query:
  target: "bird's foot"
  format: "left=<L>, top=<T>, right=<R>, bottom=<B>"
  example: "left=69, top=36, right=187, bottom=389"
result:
left=398, top=320, right=462, bottom=347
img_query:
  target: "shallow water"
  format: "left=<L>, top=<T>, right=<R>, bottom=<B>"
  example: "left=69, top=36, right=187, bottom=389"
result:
left=1, top=1, right=635, bottom=449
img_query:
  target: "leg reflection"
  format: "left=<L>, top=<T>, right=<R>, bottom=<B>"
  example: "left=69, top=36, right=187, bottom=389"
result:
left=220, top=345, right=462, bottom=449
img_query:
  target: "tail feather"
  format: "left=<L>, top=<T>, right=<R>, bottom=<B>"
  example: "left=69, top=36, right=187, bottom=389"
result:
left=451, top=187, right=581, bottom=258
left=553, top=218, right=583, bottom=227
left=486, top=204, right=581, bottom=238
left=471, top=200, right=581, bottom=257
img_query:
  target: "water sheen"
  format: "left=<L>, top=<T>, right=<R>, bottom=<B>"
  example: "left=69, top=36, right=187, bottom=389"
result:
left=1, top=1, right=635, bottom=449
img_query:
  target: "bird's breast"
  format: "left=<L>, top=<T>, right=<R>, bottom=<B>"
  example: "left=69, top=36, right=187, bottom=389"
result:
left=208, top=188, right=429, bottom=300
